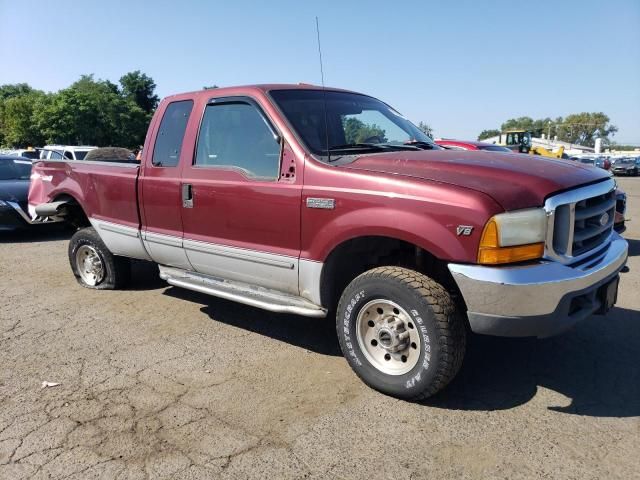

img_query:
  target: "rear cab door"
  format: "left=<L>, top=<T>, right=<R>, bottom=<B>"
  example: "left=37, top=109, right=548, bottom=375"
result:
left=139, top=96, right=195, bottom=270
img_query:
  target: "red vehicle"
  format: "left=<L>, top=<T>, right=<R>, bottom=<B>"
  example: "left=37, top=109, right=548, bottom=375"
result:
left=435, top=138, right=512, bottom=152
left=29, top=84, right=628, bottom=400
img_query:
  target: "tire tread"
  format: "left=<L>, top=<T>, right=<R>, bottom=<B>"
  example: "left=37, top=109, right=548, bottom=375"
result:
left=336, top=266, right=465, bottom=400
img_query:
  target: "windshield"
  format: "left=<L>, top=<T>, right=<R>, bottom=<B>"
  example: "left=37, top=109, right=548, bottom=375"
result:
left=580, top=158, right=595, bottom=164
left=616, top=158, right=633, bottom=164
left=270, top=89, right=436, bottom=157
left=20, top=151, right=40, bottom=159
left=0, top=158, right=32, bottom=180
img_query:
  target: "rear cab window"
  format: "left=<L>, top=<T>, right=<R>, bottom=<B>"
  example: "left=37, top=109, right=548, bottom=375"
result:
left=152, top=100, right=194, bottom=167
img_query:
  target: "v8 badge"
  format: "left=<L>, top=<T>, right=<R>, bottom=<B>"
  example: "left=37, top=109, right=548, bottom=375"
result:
left=456, top=225, right=474, bottom=236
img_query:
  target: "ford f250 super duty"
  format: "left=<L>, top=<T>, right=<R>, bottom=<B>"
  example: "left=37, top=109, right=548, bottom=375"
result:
left=29, top=84, right=628, bottom=400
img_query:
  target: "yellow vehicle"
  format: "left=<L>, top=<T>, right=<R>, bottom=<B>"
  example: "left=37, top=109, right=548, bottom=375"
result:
left=498, top=129, right=565, bottom=158
left=530, top=144, right=564, bottom=159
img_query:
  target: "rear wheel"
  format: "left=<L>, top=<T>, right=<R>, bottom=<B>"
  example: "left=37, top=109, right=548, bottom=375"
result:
left=336, top=266, right=466, bottom=400
left=68, top=227, right=130, bottom=289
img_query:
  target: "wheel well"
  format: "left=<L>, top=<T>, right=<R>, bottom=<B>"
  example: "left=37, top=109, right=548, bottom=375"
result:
left=53, top=194, right=90, bottom=228
left=319, top=236, right=462, bottom=312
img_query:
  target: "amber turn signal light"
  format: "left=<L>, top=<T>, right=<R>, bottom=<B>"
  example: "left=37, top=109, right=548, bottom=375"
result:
left=477, top=219, right=544, bottom=265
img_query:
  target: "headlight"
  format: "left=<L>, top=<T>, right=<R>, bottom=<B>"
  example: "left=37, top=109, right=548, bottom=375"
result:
left=478, top=208, right=547, bottom=264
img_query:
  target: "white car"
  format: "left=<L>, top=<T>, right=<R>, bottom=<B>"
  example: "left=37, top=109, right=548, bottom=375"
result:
left=40, top=145, right=97, bottom=160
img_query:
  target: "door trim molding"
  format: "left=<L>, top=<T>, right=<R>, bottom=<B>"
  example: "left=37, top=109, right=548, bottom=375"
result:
left=144, top=230, right=183, bottom=248
left=183, top=238, right=295, bottom=270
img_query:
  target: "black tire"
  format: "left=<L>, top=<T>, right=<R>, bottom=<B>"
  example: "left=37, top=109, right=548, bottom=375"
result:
left=68, top=227, right=130, bottom=289
left=336, top=266, right=466, bottom=400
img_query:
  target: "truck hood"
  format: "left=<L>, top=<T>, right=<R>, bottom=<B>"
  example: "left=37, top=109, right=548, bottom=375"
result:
left=340, top=150, right=611, bottom=210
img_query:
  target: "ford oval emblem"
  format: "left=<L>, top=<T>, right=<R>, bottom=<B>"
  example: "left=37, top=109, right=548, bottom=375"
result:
left=599, top=212, right=609, bottom=226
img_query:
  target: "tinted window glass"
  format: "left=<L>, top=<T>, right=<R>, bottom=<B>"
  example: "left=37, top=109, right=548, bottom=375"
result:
left=75, top=151, right=89, bottom=160
left=152, top=100, right=193, bottom=167
left=195, top=102, right=280, bottom=180
left=64, top=151, right=73, bottom=159
left=270, top=89, right=434, bottom=156
left=0, top=159, right=32, bottom=180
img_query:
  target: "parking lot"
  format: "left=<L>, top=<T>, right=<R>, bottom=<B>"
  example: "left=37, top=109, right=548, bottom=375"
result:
left=0, top=178, right=638, bottom=480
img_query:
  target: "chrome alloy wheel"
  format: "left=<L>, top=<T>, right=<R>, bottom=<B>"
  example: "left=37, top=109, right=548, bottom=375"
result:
left=355, top=299, right=422, bottom=375
left=75, top=245, right=105, bottom=286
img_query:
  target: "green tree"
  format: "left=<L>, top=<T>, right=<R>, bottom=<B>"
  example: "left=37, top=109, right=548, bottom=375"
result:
left=0, top=72, right=159, bottom=149
left=343, top=117, right=387, bottom=144
left=119, top=71, right=159, bottom=114
left=478, top=129, right=500, bottom=141
left=556, top=112, right=617, bottom=147
left=500, top=116, right=556, bottom=138
left=0, top=83, right=34, bottom=101
left=495, top=113, right=616, bottom=147
left=34, top=75, right=148, bottom=147
left=417, top=121, right=434, bottom=138
left=2, top=90, right=50, bottom=147
left=0, top=83, right=38, bottom=146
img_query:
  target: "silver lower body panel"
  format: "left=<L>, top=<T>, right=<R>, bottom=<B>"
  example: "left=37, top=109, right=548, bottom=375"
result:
left=449, top=233, right=628, bottom=337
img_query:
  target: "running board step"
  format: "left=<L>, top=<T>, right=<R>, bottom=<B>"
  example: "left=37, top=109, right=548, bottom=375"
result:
left=159, top=266, right=327, bottom=318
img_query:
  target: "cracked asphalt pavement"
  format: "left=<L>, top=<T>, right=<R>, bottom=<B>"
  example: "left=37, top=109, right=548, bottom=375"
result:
left=1, top=178, right=639, bottom=480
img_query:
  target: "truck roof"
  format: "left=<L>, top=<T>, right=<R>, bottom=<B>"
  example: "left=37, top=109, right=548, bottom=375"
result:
left=162, top=83, right=359, bottom=101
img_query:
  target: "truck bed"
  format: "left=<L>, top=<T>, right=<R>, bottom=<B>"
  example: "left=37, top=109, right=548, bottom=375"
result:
left=28, top=159, right=141, bottom=229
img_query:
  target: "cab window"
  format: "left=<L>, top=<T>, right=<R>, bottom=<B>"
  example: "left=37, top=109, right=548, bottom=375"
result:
left=152, top=100, right=193, bottom=167
left=194, top=101, right=281, bottom=180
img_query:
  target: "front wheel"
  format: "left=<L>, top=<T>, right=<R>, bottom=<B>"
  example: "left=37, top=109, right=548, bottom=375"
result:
left=68, top=227, right=130, bottom=289
left=336, top=266, right=466, bottom=400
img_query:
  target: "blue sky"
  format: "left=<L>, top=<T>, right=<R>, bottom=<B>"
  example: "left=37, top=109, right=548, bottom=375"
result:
left=2, top=0, right=639, bottom=143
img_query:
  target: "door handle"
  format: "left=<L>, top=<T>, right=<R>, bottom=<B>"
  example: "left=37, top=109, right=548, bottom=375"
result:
left=182, top=184, right=193, bottom=208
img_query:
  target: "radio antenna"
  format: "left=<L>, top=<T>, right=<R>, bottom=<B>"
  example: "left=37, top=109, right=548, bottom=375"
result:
left=315, top=16, right=331, bottom=162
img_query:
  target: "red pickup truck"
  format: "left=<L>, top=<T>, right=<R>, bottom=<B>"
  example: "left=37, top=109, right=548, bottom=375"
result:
left=29, top=84, right=628, bottom=400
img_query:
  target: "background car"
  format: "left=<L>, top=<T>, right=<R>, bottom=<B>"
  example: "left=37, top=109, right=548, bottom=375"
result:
left=40, top=145, right=97, bottom=160
left=434, top=139, right=512, bottom=152
left=611, top=157, right=638, bottom=176
left=4, top=148, right=42, bottom=159
left=0, top=155, right=34, bottom=230
left=576, top=156, right=611, bottom=170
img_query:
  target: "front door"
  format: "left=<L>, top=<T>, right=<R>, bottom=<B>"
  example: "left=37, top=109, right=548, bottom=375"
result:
left=179, top=96, right=302, bottom=294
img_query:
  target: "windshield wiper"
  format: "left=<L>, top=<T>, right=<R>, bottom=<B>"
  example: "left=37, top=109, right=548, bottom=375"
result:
left=377, top=143, right=421, bottom=151
left=327, top=143, right=390, bottom=152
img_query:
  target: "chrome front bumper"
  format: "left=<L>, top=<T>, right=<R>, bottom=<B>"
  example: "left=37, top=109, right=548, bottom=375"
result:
left=448, top=233, right=628, bottom=338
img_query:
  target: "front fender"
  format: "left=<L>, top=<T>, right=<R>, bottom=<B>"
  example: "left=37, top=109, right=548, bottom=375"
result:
left=302, top=205, right=488, bottom=263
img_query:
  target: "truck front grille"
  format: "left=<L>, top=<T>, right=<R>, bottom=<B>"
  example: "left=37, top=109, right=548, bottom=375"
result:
left=545, top=180, right=616, bottom=264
